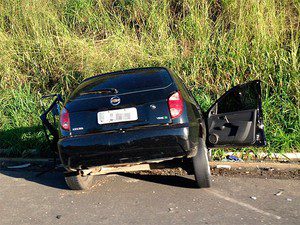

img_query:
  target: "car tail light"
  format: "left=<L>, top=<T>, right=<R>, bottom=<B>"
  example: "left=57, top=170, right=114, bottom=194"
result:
left=60, top=107, right=70, bottom=131
left=168, top=91, right=183, bottom=119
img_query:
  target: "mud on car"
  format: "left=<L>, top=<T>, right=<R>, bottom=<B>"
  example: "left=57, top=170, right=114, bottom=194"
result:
left=41, top=67, right=266, bottom=190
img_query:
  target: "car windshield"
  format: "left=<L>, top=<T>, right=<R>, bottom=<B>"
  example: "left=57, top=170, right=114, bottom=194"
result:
left=70, top=68, right=173, bottom=99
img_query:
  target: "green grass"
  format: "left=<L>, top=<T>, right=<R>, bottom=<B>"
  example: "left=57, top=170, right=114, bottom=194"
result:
left=0, top=0, right=299, bottom=157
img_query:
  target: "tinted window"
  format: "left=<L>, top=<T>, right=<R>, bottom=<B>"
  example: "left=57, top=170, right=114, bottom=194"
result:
left=71, top=68, right=172, bottom=99
left=217, top=81, right=260, bottom=114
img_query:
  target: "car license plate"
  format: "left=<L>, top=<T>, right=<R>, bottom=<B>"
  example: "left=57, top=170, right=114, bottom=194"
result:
left=97, top=107, right=138, bottom=125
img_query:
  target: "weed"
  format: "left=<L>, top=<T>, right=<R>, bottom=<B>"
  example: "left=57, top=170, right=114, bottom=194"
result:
left=0, top=0, right=299, bottom=156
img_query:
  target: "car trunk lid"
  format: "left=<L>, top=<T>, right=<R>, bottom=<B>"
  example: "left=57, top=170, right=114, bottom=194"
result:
left=66, top=68, right=176, bottom=136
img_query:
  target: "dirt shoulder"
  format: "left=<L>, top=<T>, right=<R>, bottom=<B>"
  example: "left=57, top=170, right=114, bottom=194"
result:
left=210, top=161, right=300, bottom=170
left=209, top=161, right=300, bottom=180
left=0, top=158, right=299, bottom=180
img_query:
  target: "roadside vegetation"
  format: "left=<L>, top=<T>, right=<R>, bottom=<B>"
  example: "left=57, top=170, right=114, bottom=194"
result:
left=0, top=0, right=299, bottom=157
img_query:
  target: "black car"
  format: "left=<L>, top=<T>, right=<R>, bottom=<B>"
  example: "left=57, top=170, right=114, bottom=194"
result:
left=42, top=67, right=266, bottom=190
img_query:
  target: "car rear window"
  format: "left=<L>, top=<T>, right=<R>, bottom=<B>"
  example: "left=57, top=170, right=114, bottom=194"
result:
left=70, top=68, right=173, bottom=99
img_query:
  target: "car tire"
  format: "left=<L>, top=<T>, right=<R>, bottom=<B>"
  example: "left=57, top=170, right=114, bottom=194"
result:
left=192, top=139, right=211, bottom=188
left=65, top=173, right=95, bottom=190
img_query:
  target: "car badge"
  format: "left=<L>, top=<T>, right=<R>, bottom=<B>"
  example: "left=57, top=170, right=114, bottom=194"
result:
left=110, top=96, right=121, bottom=106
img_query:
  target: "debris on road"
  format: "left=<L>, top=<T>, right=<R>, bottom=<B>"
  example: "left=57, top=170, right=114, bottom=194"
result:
left=7, top=163, right=31, bottom=169
left=56, top=215, right=62, bottom=219
left=274, top=190, right=284, bottom=196
left=261, top=167, right=271, bottom=171
left=168, top=208, right=174, bottom=213
left=216, top=165, right=231, bottom=169
left=222, top=155, right=243, bottom=162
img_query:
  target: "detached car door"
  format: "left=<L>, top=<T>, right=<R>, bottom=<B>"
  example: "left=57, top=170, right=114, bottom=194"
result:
left=206, top=80, right=266, bottom=148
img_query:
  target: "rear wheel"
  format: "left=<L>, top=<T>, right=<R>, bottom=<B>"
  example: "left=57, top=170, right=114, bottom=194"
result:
left=192, top=139, right=211, bottom=188
left=65, top=172, right=95, bottom=190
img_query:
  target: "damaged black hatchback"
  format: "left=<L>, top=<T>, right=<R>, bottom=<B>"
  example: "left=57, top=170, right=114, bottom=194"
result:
left=42, top=67, right=266, bottom=190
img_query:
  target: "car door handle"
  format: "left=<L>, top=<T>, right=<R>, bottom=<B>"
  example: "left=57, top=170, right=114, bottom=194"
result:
left=215, top=125, right=226, bottom=130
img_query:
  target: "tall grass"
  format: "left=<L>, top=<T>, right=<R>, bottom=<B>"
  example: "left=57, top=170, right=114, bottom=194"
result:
left=0, top=0, right=299, bottom=156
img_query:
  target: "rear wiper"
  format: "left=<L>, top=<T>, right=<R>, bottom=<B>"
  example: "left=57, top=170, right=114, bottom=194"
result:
left=80, top=88, right=118, bottom=96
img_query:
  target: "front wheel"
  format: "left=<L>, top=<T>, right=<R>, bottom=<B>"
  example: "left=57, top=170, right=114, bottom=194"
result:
left=65, top=172, right=95, bottom=190
left=192, top=140, right=211, bottom=188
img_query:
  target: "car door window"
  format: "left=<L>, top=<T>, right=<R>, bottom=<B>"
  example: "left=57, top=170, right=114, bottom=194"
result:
left=217, top=81, right=260, bottom=114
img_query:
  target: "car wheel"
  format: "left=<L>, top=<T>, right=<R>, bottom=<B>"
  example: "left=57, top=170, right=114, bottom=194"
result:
left=65, top=172, right=95, bottom=190
left=192, top=139, right=211, bottom=188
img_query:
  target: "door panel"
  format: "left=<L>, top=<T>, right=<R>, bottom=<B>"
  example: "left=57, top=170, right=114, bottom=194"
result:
left=206, top=80, right=266, bottom=148
left=207, top=109, right=256, bottom=145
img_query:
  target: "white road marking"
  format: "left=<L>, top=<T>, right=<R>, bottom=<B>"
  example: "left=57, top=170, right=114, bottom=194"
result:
left=207, top=189, right=281, bottom=220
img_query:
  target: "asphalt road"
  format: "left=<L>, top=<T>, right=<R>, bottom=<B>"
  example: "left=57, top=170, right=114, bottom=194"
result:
left=0, top=170, right=299, bottom=225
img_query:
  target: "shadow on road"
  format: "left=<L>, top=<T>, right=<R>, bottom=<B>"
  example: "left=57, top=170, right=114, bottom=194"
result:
left=119, top=172, right=197, bottom=189
left=0, top=169, right=69, bottom=190
left=0, top=157, right=197, bottom=190
left=0, top=168, right=198, bottom=190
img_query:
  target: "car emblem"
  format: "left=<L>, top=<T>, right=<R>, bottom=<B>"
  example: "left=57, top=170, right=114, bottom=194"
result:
left=110, top=96, right=121, bottom=106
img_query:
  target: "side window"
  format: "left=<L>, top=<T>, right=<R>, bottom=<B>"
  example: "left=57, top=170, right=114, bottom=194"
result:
left=217, top=81, right=260, bottom=114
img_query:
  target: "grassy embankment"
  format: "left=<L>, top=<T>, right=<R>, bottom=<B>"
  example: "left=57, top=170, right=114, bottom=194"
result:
left=0, top=0, right=299, bottom=157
